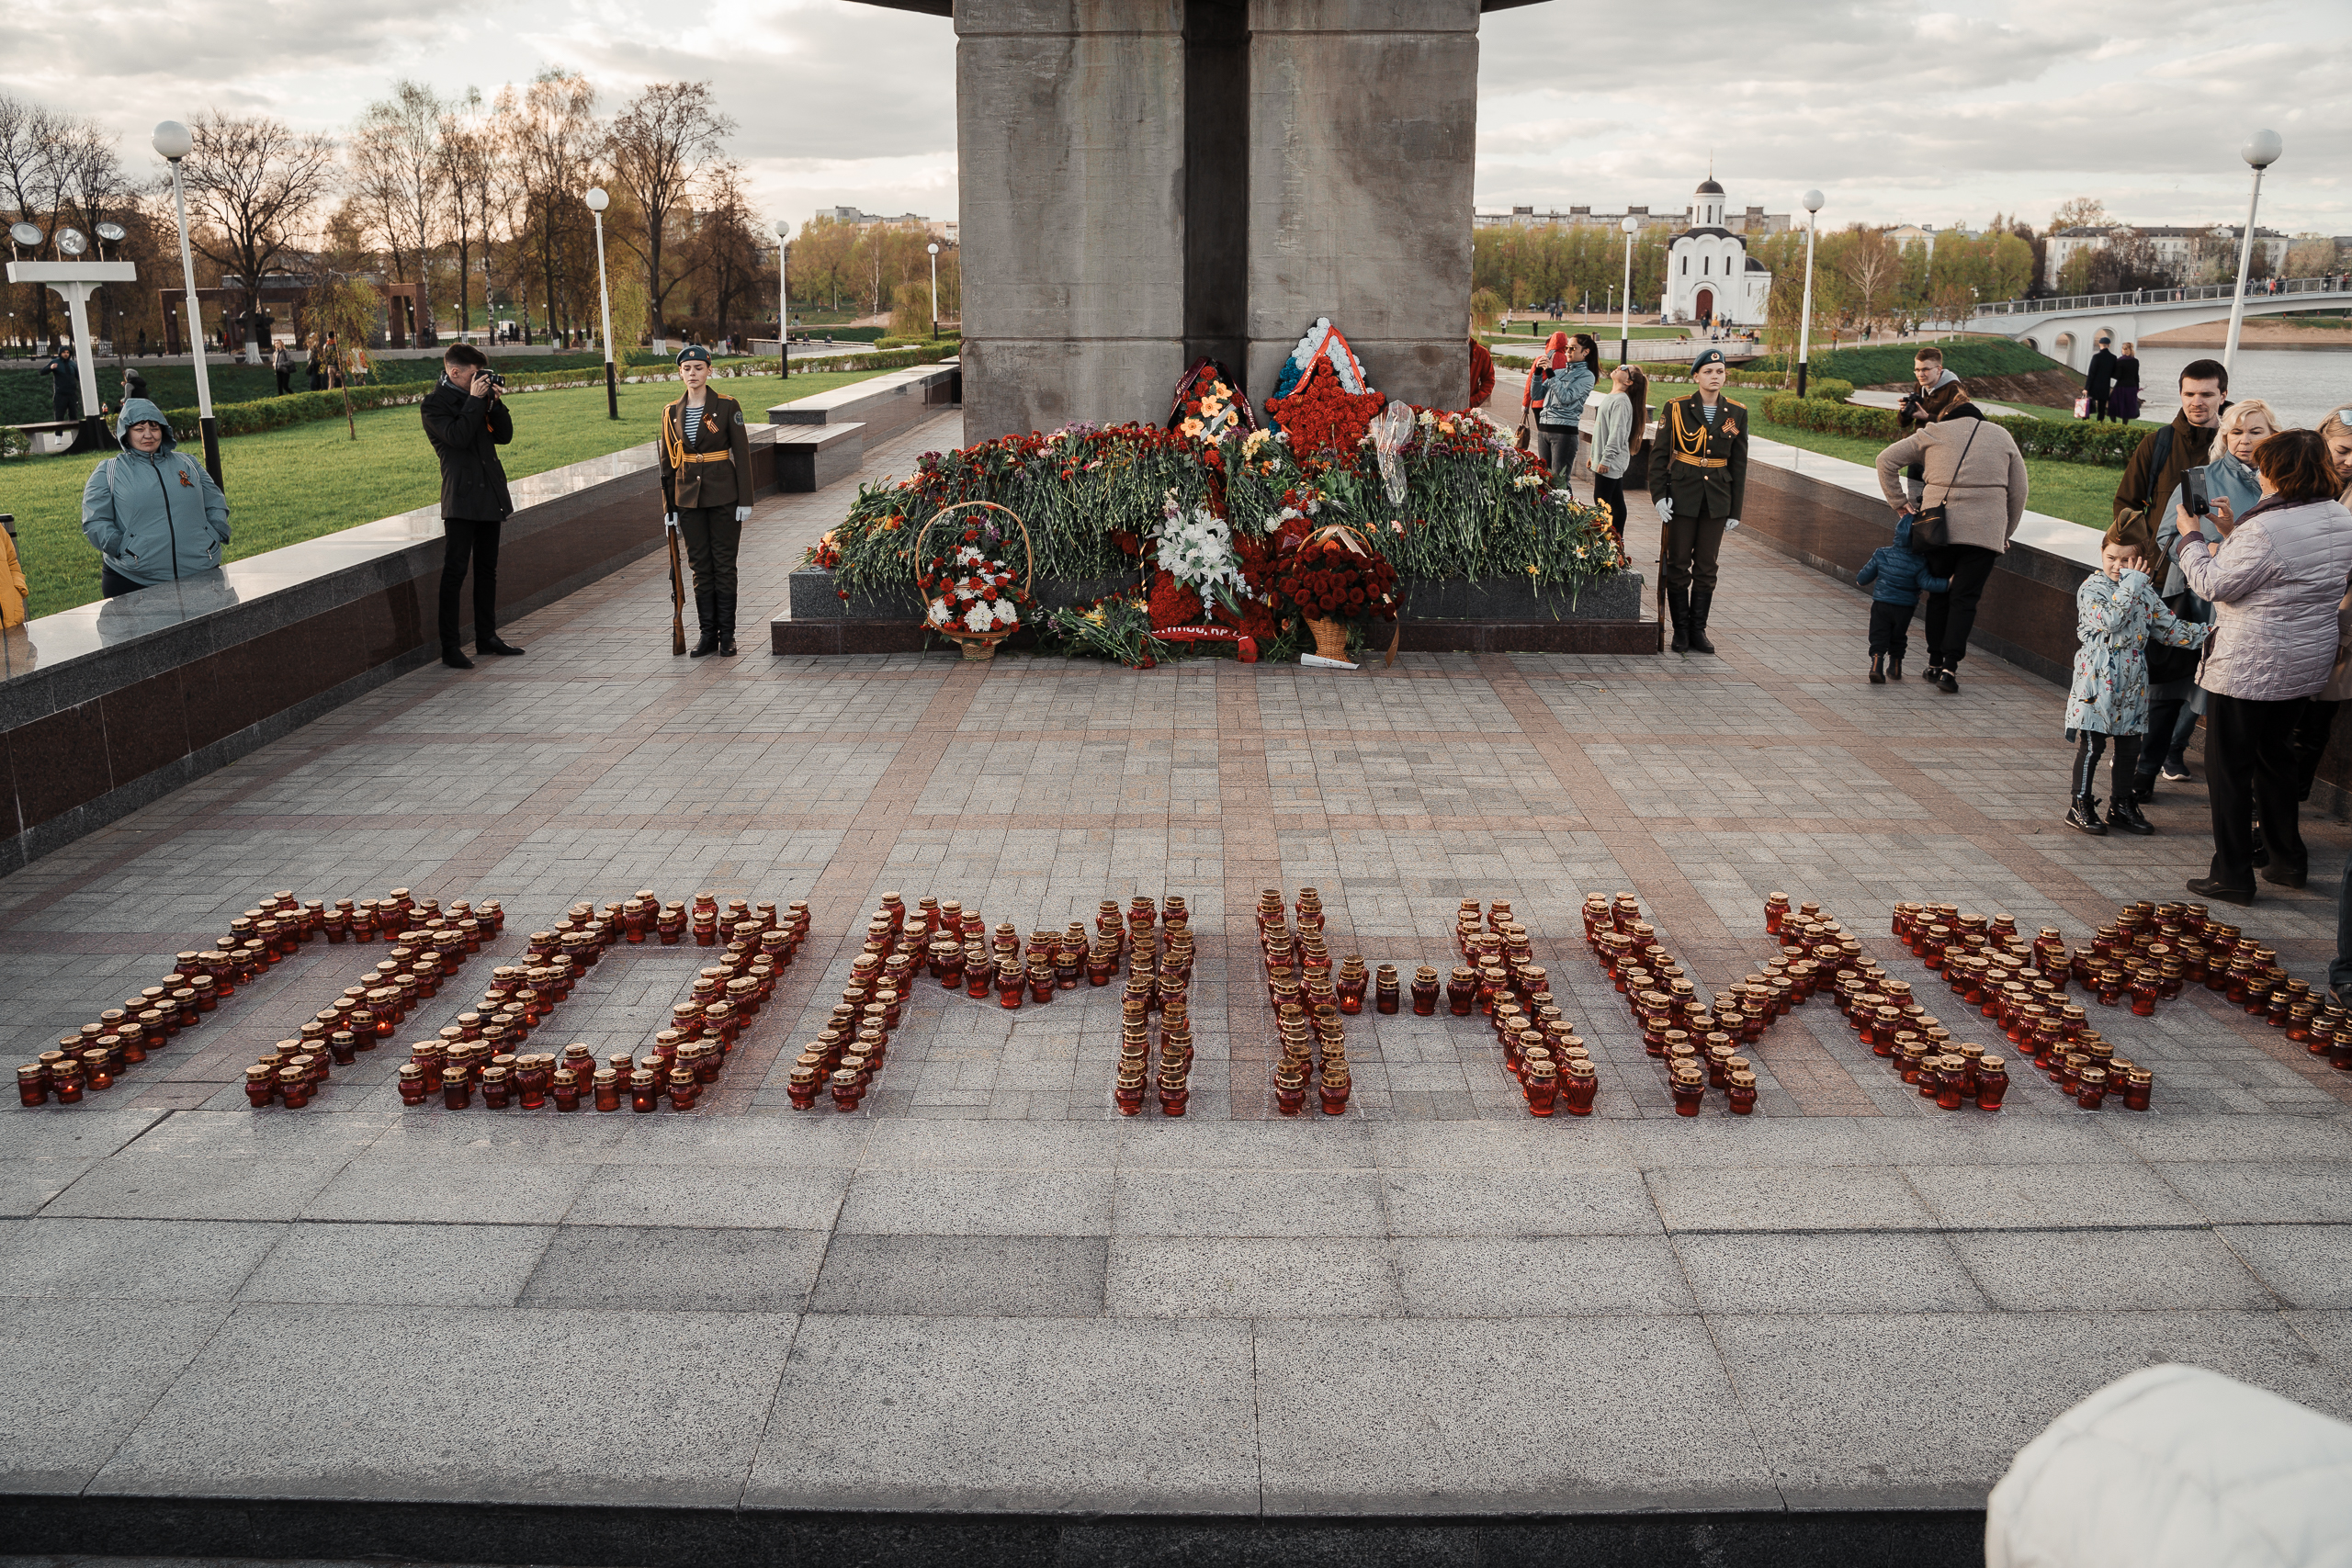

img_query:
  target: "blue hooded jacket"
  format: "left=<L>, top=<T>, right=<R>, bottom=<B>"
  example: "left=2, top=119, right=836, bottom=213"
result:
left=1855, top=515, right=1950, bottom=605
left=80, top=399, right=231, bottom=588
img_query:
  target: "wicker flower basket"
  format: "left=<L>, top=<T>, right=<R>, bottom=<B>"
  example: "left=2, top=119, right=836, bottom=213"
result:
left=1304, top=616, right=1351, bottom=661
left=913, top=501, right=1035, bottom=660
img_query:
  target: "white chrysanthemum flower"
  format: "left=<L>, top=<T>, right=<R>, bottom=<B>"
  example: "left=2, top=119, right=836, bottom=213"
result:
left=963, top=604, right=994, bottom=633
left=993, top=599, right=1019, bottom=627
left=927, top=601, right=951, bottom=626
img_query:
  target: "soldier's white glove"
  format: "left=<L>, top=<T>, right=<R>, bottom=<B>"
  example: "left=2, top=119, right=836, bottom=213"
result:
left=1657, top=497, right=1673, bottom=524
left=1725, top=517, right=1741, bottom=531
left=734, top=506, right=752, bottom=524
left=664, top=513, right=678, bottom=532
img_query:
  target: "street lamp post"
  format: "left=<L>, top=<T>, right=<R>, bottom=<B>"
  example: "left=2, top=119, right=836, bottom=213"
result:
left=153, top=120, right=221, bottom=487
left=583, top=186, right=617, bottom=421
left=1795, top=190, right=1824, bottom=400
left=2223, top=130, right=2282, bottom=379
left=1618, top=215, right=1638, bottom=368
left=774, top=220, right=792, bottom=381
left=927, top=241, right=941, bottom=340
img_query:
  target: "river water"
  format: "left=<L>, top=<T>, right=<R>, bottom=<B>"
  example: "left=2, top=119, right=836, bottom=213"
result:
left=2129, top=344, right=2352, bottom=428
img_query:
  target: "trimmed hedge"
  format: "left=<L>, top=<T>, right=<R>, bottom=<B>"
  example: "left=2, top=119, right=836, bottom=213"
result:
left=1745, top=339, right=2064, bottom=387
left=1758, top=394, right=2148, bottom=467
left=1647, top=372, right=1853, bottom=402
left=154, top=344, right=961, bottom=445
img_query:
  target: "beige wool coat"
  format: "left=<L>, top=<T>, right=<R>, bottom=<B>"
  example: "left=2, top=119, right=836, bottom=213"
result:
left=1874, top=414, right=2031, bottom=553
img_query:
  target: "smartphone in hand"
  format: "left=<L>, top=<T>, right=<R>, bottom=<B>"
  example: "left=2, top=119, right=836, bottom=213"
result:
left=2184, top=465, right=2211, bottom=517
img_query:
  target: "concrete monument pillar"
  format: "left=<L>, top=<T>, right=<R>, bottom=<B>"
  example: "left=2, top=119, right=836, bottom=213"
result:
left=858, top=0, right=1546, bottom=439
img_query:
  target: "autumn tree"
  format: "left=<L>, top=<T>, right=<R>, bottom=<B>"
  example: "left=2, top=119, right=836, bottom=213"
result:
left=500, top=70, right=603, bottom=345
left=680, top=161, right=767, bottom=340
left=181, top=111, right=336, bottom=360
left=1836, top=227, right=1900, bottom=338
left=2048, top=197, right=2110, bottom=234
left=350, top=81, right=446, bottom=344
left=436, top=89, right=501, bottom=335
left=605, top=81, right=734, bottom=341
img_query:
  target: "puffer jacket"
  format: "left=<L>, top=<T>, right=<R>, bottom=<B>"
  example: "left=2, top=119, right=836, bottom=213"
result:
left=1985, top=1363, right=2352, bottom=1568
left=2177, top=493, right=2352, bottom=701
left=2064, top=568, right=2208, bottom=735
left=80, top=399, right=231, bottom=588
left=1873, top=411, right=2031, bottom=554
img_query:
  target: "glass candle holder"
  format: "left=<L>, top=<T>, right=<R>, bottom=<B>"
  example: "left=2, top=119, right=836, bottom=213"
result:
left=1669, top=1066, right=1706, bottom=1117
left=2076, top=1066, right=2109, bottom=1111
left=1726, top=1068, right=1758, bottom=1115
left=1374, top=964, right=1400, bottom=1014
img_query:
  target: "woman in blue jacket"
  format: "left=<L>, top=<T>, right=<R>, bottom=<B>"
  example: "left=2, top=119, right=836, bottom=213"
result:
left=1534, top=333, right=1599, bottom=499
left=80, top=398, right=231, bottom=597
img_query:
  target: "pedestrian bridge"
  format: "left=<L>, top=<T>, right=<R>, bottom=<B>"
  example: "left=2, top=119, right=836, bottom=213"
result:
left=1969, top=276, right=2352, bottom=370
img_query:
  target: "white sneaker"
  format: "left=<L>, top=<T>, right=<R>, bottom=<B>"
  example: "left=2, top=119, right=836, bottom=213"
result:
left=2160, top=766, right=2191, bottom=783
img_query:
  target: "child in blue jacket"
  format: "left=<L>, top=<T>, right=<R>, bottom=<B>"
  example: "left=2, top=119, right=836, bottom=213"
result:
left=1856, top=515, right=1949, bottom=682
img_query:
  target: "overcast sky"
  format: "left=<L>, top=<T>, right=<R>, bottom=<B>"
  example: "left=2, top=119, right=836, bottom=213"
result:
left=5, top=0, right=2346, bottom=238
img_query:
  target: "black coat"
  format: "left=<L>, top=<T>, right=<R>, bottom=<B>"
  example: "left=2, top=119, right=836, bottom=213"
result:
left=421, top=379, right=514, bottom=522
left=2086, top=348, right=2118, bottom=396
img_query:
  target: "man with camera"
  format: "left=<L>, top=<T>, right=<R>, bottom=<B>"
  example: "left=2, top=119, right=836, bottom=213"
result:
left=422, top=344, right=524, bottom=669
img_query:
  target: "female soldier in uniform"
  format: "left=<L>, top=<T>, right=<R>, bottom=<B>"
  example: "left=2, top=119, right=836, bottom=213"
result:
left=1645, top=347, right=1749, bottom=654
left=661, top=345, right=756, bottom=656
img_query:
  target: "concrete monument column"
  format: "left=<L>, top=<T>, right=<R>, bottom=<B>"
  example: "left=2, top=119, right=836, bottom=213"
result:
left=955, top=0, right=1190, bottom=440
left=865, top=0, right=1545, bottom=438
left=1242, top=0, right=1479, bottom=412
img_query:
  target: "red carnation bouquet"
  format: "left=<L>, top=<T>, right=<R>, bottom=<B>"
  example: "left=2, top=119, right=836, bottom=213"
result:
left=1262, top=356, right=1386, bottom=455
left=1271, top=524, right=1400, bottom=628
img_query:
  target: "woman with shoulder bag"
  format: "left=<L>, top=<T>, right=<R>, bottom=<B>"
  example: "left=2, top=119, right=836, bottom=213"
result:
left=1871, top=383, right=2030, bottom=694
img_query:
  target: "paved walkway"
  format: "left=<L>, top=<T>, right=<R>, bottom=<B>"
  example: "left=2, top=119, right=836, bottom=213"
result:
left=2, top=411, right=2349, bottom=1520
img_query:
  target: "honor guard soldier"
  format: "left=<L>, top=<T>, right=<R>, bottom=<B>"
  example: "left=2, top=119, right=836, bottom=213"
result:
left=1646, top=346, right=1749, bottom=654
left=661, top=345, right=755, bottom=656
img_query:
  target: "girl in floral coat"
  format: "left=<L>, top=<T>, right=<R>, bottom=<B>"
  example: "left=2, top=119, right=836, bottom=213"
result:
left=2066, top=524, right=2211, bottom=836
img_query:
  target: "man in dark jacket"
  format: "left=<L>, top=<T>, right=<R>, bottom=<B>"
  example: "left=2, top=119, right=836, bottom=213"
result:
left=421, top=344, right=523, bottom=669
left=2111, top=359, right=2227, bottom=539
left=42, top=343, right=82, bottom=423
left=2085, top=338, right=2118, bottom=422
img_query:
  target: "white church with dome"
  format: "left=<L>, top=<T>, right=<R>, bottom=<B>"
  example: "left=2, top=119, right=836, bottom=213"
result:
left=1665, top=174, right=1772, bottom=327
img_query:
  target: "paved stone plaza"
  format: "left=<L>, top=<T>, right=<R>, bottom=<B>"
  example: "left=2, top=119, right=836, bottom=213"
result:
left=4, top=412, right=2351, bottom=1536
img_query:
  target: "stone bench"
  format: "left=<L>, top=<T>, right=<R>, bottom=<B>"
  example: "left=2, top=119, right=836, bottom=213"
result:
left=774, top=423, right=865, bottom=492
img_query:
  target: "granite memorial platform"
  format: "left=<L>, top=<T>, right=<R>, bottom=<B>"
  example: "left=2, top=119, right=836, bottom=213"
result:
left=2, top=407, right=2349, bottom=1568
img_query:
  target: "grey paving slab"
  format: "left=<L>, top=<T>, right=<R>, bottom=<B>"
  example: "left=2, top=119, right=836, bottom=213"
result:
left=129, top=1110, right=398, bottom=1159
left=1674, top=1232, right=1989, bottom=1314
left=1717, top=1309, right=2352, bottom=1508
left=38, top=1156, right=350, bottom=1223
left=87, top=1303, right=799, bottom=1502
left=0, top=1217, right=283, bottom=1302
left=807, top=1234, right=1106, bottom=1317
left=1106, top=1237, right=1405, bottom=1317
left=0, top=1299, right=232, bottom=1492
left=1905, top=1161, right=2207, bottom=1229
left=297, top=1160, right=594, bottom=1224
left=1118, top=1120, right=1379, bottom=1171
left=1645, top=1165, right=1939, bottom=1232
left=0, top=1158, right=98, bottom=1216
left=0, top=1108, right=169, bottom=1161
left=1947, top=1228, right=2277, bottom=1311
left=835, top=1168, right=1115, bottom=1235
left=1254, top=1316, right=1776, bottom=1514
left=1394, top=1235, right=1694, bottom=1317
left=1614, top=1116, right=1886, bottom=1169
left=1862, top=1112, right=2139, bottom=1167
left=519, top=1225, right=827, bottom=1312
left=2093, top=1112, right=2352, bottom=1164
left=2219, top=1224, right=2352, bottom=1309
left=560, top=1164, right=854, bottom=1231
left=2154, top=1161, right=2352, bottom=1224
left=1111, top=1168, right=1387, bottom=1238
left=2287, top=1309, right=2352, bottom=1374
left=746, top=1314, right=1259, bottom=1512
left=1378, top=1168, right=1660, bottom=1237
left=857, top=1118, right=1124, bottom=1170
left=1366, top=1119, right=1634, bottom=1171
left=239, top=1223, right=556, bottom=1307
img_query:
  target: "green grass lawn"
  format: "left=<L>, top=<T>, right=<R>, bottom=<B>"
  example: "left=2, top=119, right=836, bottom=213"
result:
left=4, top=367, right=889, bottom=619
left=1752, top=408, right=2120, bottom=531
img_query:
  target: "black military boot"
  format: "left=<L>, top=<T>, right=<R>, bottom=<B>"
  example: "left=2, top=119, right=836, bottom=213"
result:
left=1667, top=586, right=1690, bottom=654
left=1688, top=588, right=1717, bottom=654
left=718, top=591, right=739, bottom=657
left=691, top=585, right=718, bottom=658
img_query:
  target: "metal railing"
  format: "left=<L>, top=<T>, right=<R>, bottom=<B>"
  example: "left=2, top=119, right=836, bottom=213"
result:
left=1973, top=274, right=2352, bottom=317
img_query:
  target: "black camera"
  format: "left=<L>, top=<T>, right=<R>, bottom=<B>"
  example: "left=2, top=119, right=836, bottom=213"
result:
left=479, top=370, right=507, bottom=394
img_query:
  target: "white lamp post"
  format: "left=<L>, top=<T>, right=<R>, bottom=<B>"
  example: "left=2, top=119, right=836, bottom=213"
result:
left=1618, top=215, right=1638, bottom=368
left=927, top=241, right=941, bottom=340
left=774, top=220, right=791, bottom=380
left=153, top=119, right=221, bottom=484
left=1796, top=189, right=1824, bottom=399
left=583, top=186, right=617, bottom=421
left=2222, top=130, right=2282, bottom=379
